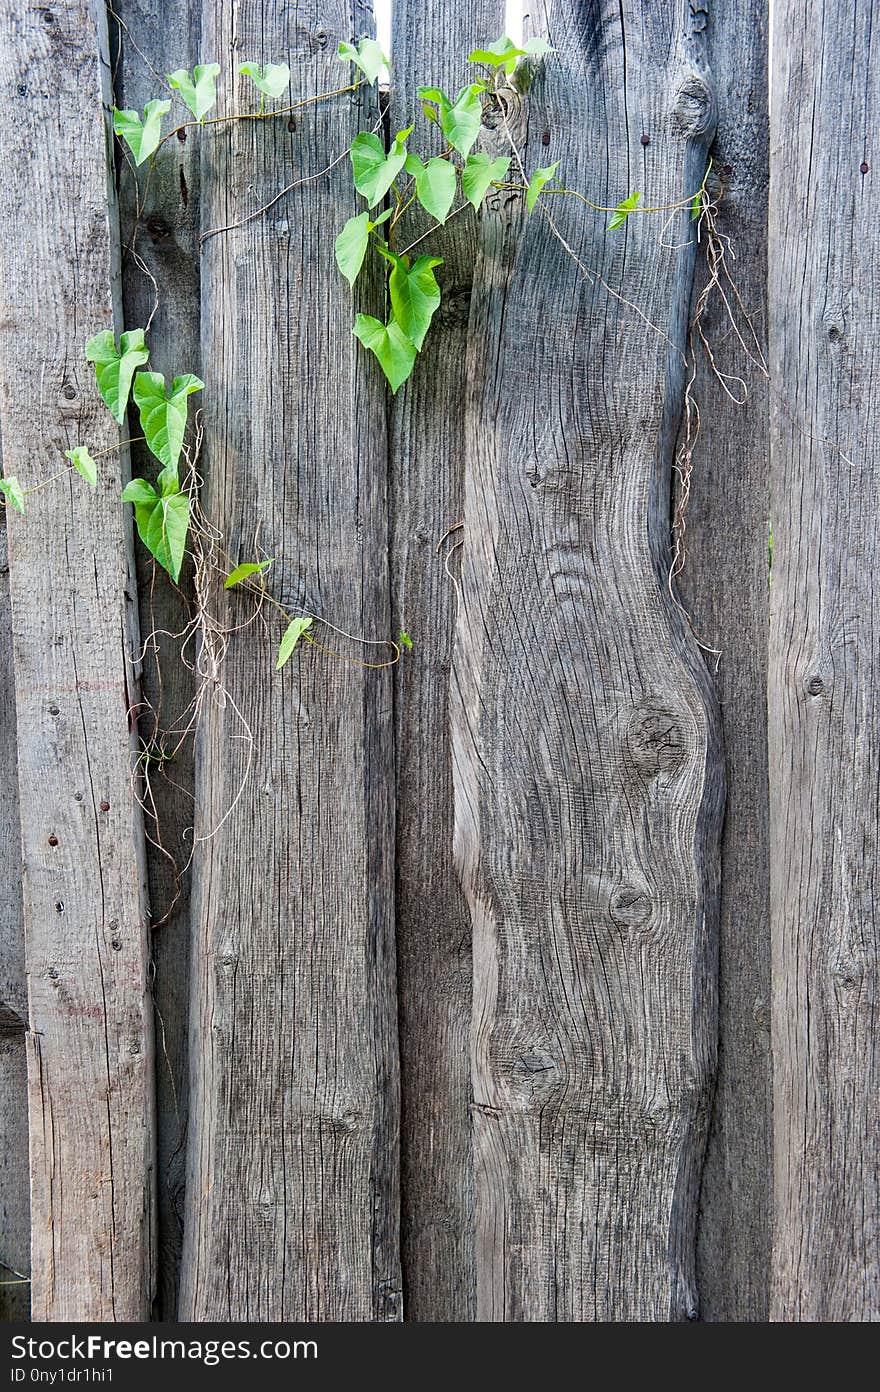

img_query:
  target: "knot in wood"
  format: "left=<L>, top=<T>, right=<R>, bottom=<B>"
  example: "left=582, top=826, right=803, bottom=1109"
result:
left=481, top=87, right=525, bottom=145
left=609, top=884, right=654, bottom=931
left=434, top=284, right=471, bottom=329
left=626, top=705, right=688, bottom=778
left=673, top=73, right=716, bottom=139
left=146, top=216, right=171, bottom=244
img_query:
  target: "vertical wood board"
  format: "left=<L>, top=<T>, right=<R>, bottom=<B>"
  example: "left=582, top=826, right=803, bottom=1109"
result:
left=0, top=0, right=155, bottom=1321
left=769, top=0, right=880, bottom=1322
left=452, top=0, right=724, bottom=1320
left=179, top=0, right=400, bottom=1321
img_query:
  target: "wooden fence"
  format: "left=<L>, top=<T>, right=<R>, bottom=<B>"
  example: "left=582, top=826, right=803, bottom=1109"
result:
left=0, top=0, right=876, bottom=1322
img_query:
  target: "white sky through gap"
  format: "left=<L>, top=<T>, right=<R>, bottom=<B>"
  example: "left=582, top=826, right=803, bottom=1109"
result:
left=375, top=0, right=392, bottom=60
left=506, top=1, right=525, bottom=45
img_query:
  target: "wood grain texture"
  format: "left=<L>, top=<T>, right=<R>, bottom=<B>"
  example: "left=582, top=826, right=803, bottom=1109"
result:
left=388, top=0, right=501, bottom=1323
left=769, top=0, right=880, bottom=1322
left=680, top=0, right=771, bottom=1322
left=179, top=1, right=400, bottom=1321
left=0, top=0, right=154, bottom=1320
left=0, top=522, right=30, bottom=1320
left=451, top=0, right=724, bottom=1319
left=113, top=0, right=201, bottom=1320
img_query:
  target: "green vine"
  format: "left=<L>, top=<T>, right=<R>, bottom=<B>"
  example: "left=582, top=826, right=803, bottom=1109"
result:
left=1, top=33, right=717, bottom=677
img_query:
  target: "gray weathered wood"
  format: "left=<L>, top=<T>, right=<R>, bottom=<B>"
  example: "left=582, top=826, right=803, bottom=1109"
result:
left=388, top=0, right=501, bottom=1323
left=0, top=0, right=155, bottom=1320
left=0, top=522, right=29, bottom=1321
left=769, top=0, right=880, bottom=1322
left=681, top=0, right=771, bottom=1322
left=452, top=0, right=724, bottom=1319
left=113, top=0, right=201, bottom=1319
left=179, top=1, right=400, bottom=1320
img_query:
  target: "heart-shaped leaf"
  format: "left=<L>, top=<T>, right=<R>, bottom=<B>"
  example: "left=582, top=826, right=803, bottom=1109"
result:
left=349, top=128, right=411, bottom=207
left=353, top=314, right=417, bottom=393
left=418, top=84, right=484, bottom=158
left=334, top=211, right=371, bottom=286
left=608, top=190, right=641, bottom=229
left=145, top=491, right=189, bottom=582
left=225, top=558, right=275, bottom=588
left=410, top=155, right=457, bottom=224
left=167, top=64, right=221, bottom=122
left=133, top=370, right=204, bottom=472
left=239, top=61, right=290, bottom=100
left=338, top=38, right=387, bottom=84
left=64, top=446, right=98, bottom=486
left=526, top=161, right=560, bottom=213
left=0, top=476, right=25, bottom=514
left=468, top=35, right=523, bottom=73
left=84, top=328, right=149, bottom=424
left=112, top=99, right=172, bottom=165
left=468, top=35, right=554, bottom=74
left=334, top=210, right=392, bottom=286
left=461, top=152, right=511, bottom=210
left=122, top=475, right=189, bottom=581
left=387, top=254, right=443, bottom=350
left=276, top=615, right=313, bottom=670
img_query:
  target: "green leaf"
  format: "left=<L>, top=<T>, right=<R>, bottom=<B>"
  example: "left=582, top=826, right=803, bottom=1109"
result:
left=468, top=35, right=523, bottom=73
left=112, top=99, right=172, bottom=165
left=145, top=490, right=189, bottom=582
left=417, top=84, right=485, bottom=155
left=608, top=190, right=641, bottom=229
left=156, top=465, right=181, bottom=495
left=334, top=211, right=371, bottom=286
left=352, top=314, right=418, bottom=393
left=522, top=38, right=554, bottom=58
left=84, top=328, right=149, bottom=424
left=120, top=477, right=157, bottom=505
left=399, top=630, right=413, bottom=650
left=690, top=189, right=703, bottom=221
left=0, top=476, right=25, bottom=514
left=225, top=558, right=275, bottom=588
left=276, top=615, right=313, bottom=670
left=167, top=64, right=221, bottom=122
left=526, top=161, right=560, bottom=213
left=468, top=35, right=554, bottom=74
left=64, top=446, right=98, bottom=486
left=412, top=156, right=457, bottom=223
left=417, top=86, right=449, bottom=112
left=441, top=84, right=484, bottom=158
left=349, top=128, right=411, bottom=207
left=388, top=254, right=443, bottom=350
left=338, top=38, right=387, bottom=84
left=239, top=61, right=290, bottom=100
left=133, top=371, right=204, bottom=472
left=122, top=476, right=189, bottom=582
left=461, top=152, right=510, bottom=210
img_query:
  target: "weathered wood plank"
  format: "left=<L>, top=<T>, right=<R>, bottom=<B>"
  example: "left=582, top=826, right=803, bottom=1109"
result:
left=179, top=2, right=400, bottom=1320
left=113, top=0, right=201, bottom=1320
left=388, top=0, right=501, bottom=1324
left=0, top=521, right=29, bottom=1321
left=452, top=0, right=724, bottom=1319
left=769, top=0, right=880, bottom=1322
left=681, top=0, right=771, bottom=1322
left=0, top=0, right=155, bottom=1320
